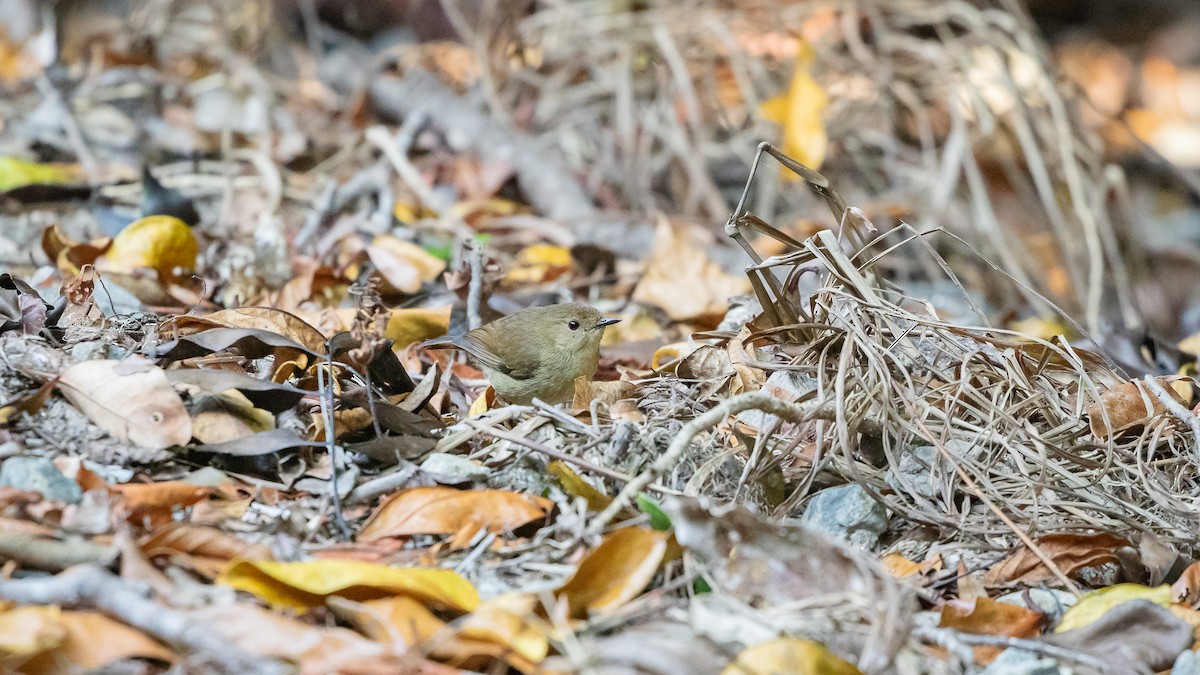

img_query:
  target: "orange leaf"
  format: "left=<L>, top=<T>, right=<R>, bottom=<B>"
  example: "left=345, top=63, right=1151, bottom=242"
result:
left=985, top=532, right=1131, bottom=585
left=358, top=486, right=552, bottom=543
left=939, top=597, right=1044, bottom=663
left=110, top=482, right=211, bottom=527
left=555, top=526, right=669, bottom=619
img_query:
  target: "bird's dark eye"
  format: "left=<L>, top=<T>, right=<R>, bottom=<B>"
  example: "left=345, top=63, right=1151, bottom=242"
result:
left=567, top=320, right=580, bottom=331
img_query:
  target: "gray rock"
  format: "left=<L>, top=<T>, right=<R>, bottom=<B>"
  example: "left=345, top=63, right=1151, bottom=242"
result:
left=739, top=370, right=817, bottom=427
left=997, top=588, right=1076, bottom=624
left=1173, top=649, right=1200, bottom=675
left=887, top=445, right=939, bottom=499
left=800, top=484, right=887, bottom=549
left=0, top=455, right=82, bottom=503
left=421, top=453, right=490, bottom=484
left=982, top=648, right=1065, bottom=675
left=887, top=440, right=989, bottom=501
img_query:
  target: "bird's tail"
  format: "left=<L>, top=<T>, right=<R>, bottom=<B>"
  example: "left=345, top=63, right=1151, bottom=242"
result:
left=419, top=335, right=462, bottom=350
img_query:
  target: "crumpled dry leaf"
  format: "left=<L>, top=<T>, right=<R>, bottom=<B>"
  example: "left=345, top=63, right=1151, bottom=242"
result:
left=555, top=526, right=669, bottom=619
left=188, top=389, right=274, bottom=444
left=984, top=532, right=1133, bottom=585
left=357, top=486, right=551, bottom=543
left=632, top=217, right=751, bottom=323
left=666, top=498, right=914, bottom=673
left=1171, top=560, right=1200, bottom=605
left=166, top=307, right=328, bottom=354
left=572, top=378, right=637, bottom=409
left=1086, top=377, right=1188, bottom=439
left=939, top=596, right=1045, bottom=662
left=56, top=358, right=192, bottom=449
left=722, top=638, right=860, bottom=675
left=141, top=523, right=272, bottom=579
left=109, top=481, right=211, bottom=528
left=504, top=244, right=572, bottom=285
left=218, top=558, right=480, bottom=613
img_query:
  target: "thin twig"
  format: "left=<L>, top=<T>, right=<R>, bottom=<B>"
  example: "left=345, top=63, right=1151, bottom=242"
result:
left=467, top=420, right=681, bottom=496
left=587, top=391, right=849, bottom=536
left=319, top=345, right=353, bottom=540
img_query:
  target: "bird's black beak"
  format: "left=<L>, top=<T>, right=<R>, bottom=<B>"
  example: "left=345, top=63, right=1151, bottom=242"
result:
left=596, top=317, right=622, bottom=329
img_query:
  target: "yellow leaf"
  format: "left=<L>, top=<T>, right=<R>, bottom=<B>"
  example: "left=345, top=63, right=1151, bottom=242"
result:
left=0, top=605, right=66, bottom=663
left=504, top=244, right=572, bottom=285
left=218, top=558, right=480, bottom=613
left=366, top=235, right=446, bottom=294
left=548, top=461, right=613, bottom=512
left=0, top=156, right=79, bottom=191
left=722, top=638, right=860, bottom=675
left=468, top=386, right=495, bottom=417
left=459, top=594, right=549, bottom=664
left=384, top=305, right=451, bottom=349
left=1056, top=583, right=1171, bottom=633
left=556, top=526, right=668, bottom=618
left=759, top=41, right=828, bottom=174
left=101, top=215, right=198, bottom=275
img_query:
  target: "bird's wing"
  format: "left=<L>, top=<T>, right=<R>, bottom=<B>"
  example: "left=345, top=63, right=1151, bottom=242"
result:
left=460, top=325, right=540, bottom=380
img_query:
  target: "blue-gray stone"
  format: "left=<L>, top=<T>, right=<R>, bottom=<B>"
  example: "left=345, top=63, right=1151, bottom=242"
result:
left=0, top=456, right=82, bottom=503
left=800, top=484, right=887, bottom=549
left=982, top=648, right=1065, bottom=675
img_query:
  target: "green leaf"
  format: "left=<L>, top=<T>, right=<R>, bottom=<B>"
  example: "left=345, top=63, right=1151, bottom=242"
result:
left=636, top=494, right=671, bottom=531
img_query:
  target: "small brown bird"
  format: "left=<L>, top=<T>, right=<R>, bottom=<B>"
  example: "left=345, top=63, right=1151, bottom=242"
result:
left=423, top=303, right=620, bottom=404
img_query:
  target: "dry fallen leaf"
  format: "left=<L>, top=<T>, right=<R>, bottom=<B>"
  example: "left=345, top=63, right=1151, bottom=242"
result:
left=632, top=217, right=751, bottom=323
left=758, top=40, right=829, bottom=173
left=366, top=235, right=446, bottom=294
left=939, top=597, right=1044, bottom=662
left=56, top=358, right=192, bottom=449
left=358, top=486, right=551, bottom=543
left=1086, top=377, right=1188, bottom=439
left=985, top=532, right=1132, bottom=585
left=99, top=215, right=198, bottom=276
left=189, top=603, right=409, bottom=674
left=1056, top=583, right=1171, bottom=633
left=218, top=558, right=480, bottom=613
left=722, top=638, right=860, bottom=675
left=504, top=244, right=572, bottom=285
left=555, top=526, right=669, bottom=619
left=110, top=481, right=212, bottom=528
left=10, top=608, right=175, bottom=672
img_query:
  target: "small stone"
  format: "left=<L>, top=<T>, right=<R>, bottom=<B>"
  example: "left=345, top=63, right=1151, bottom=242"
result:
left=996, top=588, right=1076, bottom=624
left=800, top=484, right=887, bottom=549
left=887, top=445, right=939, bottom=499
left=421, top=453, right=490, bottom=484
left=739, top=370, right=817, bottom=427
left=982, top=648, right=1065, bottom=675
left=0, top=456, right=82, bottom=503
left=1172, top=649, right=1200, bottom=675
